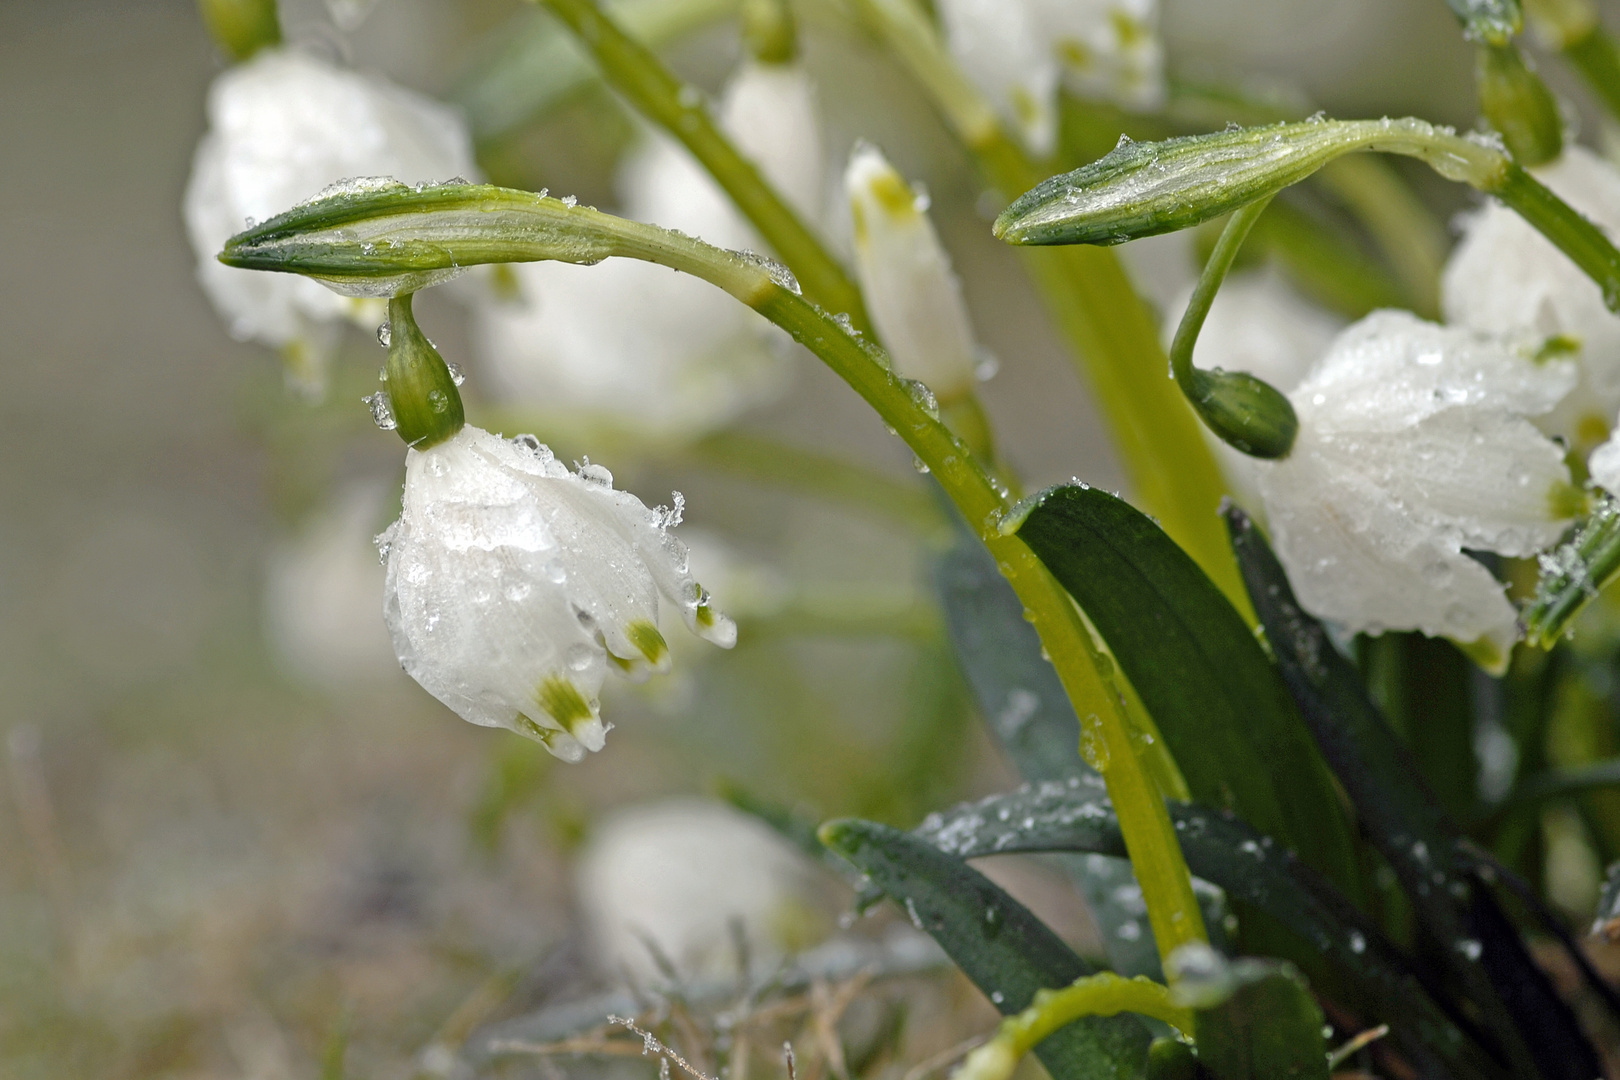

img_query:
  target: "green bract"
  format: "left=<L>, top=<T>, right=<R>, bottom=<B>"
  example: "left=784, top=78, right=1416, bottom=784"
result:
left=1477, top=43, right=1563, bottom=165
left=1184, top=368, right=1298, bottom=460
left=993, top=118, right=1509, bottom=247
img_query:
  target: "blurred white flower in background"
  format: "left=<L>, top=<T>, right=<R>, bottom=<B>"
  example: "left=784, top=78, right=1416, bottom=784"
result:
left=575, top=799, right=833, bottom=984
left=264, top=481, right=399, bottom=689
left=1168, top=268, right=1344, bottom=508
left=380, top=426, right=735, bottom=762
left=845, top=144, right=982, bottom=402
left=1257, top=310, right=1577, bottom=668
left=937, top=0, right=1166, bottom=157
left=475, top=56, right=825, bottom=440
left=1442, top=145, right=1620, bottom=450
left=183, top=48, right=477, bottom=392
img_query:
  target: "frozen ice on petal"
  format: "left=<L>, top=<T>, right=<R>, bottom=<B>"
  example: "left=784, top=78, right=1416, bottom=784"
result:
left=1442, top=145, right=1620, bottom=448
left=845, top=145, right=981, bottom=401
left=1257, top=311, right=1577, bottom=666
left=182, top=48, right=477, bottom=368
left=381, top=426, right=734, bottom=760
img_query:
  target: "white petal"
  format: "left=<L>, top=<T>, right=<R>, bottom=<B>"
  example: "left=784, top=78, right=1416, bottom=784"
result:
left=1442, top=145, right=1620, bottom=441
left=1177, top=268, right=1344, bottom=394
left=936, top=0, right=1059, bottom=156
left=1028, top=0, right=1167, bottom=110
left=719, top=61, right=826, bottom=226
left=1591, top=422, right=1620, bottom=494
left=845, top=145, right=980, bottom=399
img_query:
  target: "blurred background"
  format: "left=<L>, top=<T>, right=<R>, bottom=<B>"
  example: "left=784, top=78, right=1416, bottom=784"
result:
left=0, top=0, right=1610, bottom=1076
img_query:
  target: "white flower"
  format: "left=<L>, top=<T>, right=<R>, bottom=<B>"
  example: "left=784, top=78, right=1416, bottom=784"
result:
left=1441, top=144, right=1620, bottom=448
left=264, top=482, right=398, bottom=688
left=1028, top=0, right=1166, bottom=111
left=575, top=799, right=832, bottom=983
left=182, top=48, right=476, bottom=385
left=379, top=426, right=736, bottom=762
left=936, top=0, right=1059, bottom=157
left=936, top=0, right=1167, bottom=155
left=1256, top=310, right=1578, bottom=669
left=845, top=145, right=981, bottom=400
left=474, top=60, right=824, bottom=438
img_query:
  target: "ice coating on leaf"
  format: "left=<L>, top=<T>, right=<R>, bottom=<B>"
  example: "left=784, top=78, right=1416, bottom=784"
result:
left=1256, top=310, right=1576, bottom=665
left=381, top=426, right=735, bottom=760
left=936, top=0, right=1059, bottom=157
left=1028, top=0, right=1166, bottom=111
left=182, top=48, right=476, bottom=355
left=1443, top=145, right=1620, bottom=448
left=472, top=54, right=823, bottom=439
left=845, top=145, right=981, bottom=400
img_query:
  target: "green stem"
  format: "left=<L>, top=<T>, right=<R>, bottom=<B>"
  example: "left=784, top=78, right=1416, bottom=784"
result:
left=1168, top=197, right=1274, bottom=392
left=533, top=0, right=871, bottom=333
left=1565, top=26, right=1620, bottom=121
left=845, top=0, right=1247, bottom=614
left=1522, top=495, right=1620, bottom=647
left=955, top=973, right=1194, bottom=1080
left=221, top=183, right=1210, bottom=968
left=1495, top=161, right=1620, bottom=312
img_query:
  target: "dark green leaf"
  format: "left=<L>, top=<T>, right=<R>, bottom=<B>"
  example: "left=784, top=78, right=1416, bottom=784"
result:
left=1012, top=484, right=1362, bottom=903
left=1225, top=503, right=1601, bottom=1080
left=1172, top=949, right=1327, bottom=1080
left=819, top=819, right=1151, bottom=1080
left=934, top=524, right=1168, bottom=977
left=910, top=783, right=1504, bottom=1080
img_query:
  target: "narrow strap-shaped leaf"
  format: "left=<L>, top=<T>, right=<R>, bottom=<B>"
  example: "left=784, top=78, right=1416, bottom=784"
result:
left=1171, top=950, right=1328, bottom=1080
left=1012, top=484, right=1362, bottom=902
left=1225, top=504, right=1602, bottom=1080
left=910, top=783, right=1505, bottom=1080
left=819, top=819, right=1151, bottom=1080
left=934, top=524, right=1176, bottom=977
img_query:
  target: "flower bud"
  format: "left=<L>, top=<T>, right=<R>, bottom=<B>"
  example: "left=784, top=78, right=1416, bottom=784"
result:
left=1477, top=43, right=1564, bottom=166
left=381, top=293, right=465, bottom=449
left=197, top=0, right=281, bottom=61
left=845, top=145, right=981, bottom=401
left=1448, top=0, right=1522, bottom=45
left=993, top=118, right=1509, bottom=247
left=1185, top=366, right=1299, bottom=459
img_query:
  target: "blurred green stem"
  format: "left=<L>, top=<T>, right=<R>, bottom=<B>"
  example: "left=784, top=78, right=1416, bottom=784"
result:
left=1315, top=157, right=1446, bottom=317
left=1525, top=0, right=1620, bottom=121
left=533, top=0, right=871, bottom=333
left=845, top=0, right=1247, bottom=614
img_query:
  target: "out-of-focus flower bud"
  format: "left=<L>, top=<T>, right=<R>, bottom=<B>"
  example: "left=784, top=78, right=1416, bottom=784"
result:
left=196, top=0, right=281, bottom=61
left=741, top=0, right=798, bottom=65
left=1477, top=43, right=1564, bottom=166
left=182, top=48, right=476, bottom=392
left=845, top=145, right=981, bottom=402
left=379, top=427, right=735, bottom=761
left=1029, top=0, right=1167, bottom=112
left=1256, top=310, right=1577, bottom=670
left=936, top=0, right=1059, bottom=157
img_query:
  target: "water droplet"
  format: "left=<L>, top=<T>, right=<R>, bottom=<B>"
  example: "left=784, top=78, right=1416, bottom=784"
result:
left=561, top=194, right=578, bottom=208
left=546, top=561, right=568, bottom=584
left=975, top=350, right=1000, bottom=382
left=567, top=644, right=595, bottom=671
left=1079, top=713, right=1110, bottom=771
left=912, top=455, right=930, bottom=474
left=989, top=990, right=1005, bottom=1005
left=905, top=379, right=940, bottom=420
left=377, top=322, right=391, bottom=347
left=427, top=388, right=450, bottom=413
left=446, top=360, right=465, bottom=386
left=363, top=391, right=396, bottom=430
left=578, top=461, right=613, bottom=487
left=505, top=581, right=532, bottom=602
left=1348, top=931, right=1366, bottom=954
left=1455, top=938, right=1483, bottom=961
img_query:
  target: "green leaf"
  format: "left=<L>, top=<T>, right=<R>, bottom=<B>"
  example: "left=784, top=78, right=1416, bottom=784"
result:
left=933, top=525, right=1172, bottom=977
left=1169, top=948, right=1327, bottom=1080
left=1012, top=484, right=1362, bottom=904
left=993, top=118, right=1506, bottom=248
left=909, top=783, right=1507, bottom=1080
left=819, top=819, right=1151, bottom=1080
left=1225, top=504, right=1602, bottom=1080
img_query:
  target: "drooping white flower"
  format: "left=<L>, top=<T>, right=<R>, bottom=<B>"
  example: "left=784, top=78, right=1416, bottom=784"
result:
left=1256, top=310, right=1578, bottom=669
left=379, top=426, right=736, bottom=762
left=474, top=60, right=824, bottom=439
left=1028, top=0, right=1166, bottom=111
left=1170, top=268, right=1345, bottom=508
left=845, top=145, right=981, bottom=401
left=1442, top=144, right=1620, bottom=449
left=936, top=0, right=1059, bottom=157
left=182, top=48, right=476, bottom=387
left=575, top=799, right=832, bottom=983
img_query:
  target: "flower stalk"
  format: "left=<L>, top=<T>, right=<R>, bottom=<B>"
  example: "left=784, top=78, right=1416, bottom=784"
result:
left=380, top=292, right=466, bottom=449
left=220, top=180, right=1210, bottom=968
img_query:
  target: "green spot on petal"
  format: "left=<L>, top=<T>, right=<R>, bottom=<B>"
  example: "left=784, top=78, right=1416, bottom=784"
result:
left=1550, top=478, right=1590, bottom=521
left=537, top=676, right=595, bottom=735
left=626, top=619, right=669, bottom=665
left=695, top=601, right=716, bottom=629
